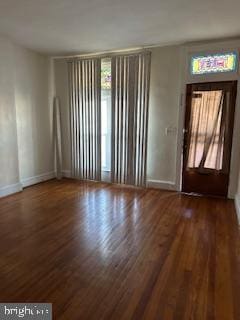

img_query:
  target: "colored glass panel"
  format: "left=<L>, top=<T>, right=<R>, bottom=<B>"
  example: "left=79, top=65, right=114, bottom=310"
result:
left=191, top=52, right=237, bottom=75
left=101, top=59, right=111, bottom=89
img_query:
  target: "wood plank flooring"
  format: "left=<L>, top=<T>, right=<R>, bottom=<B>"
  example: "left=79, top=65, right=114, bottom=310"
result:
left=0, top=179, right=239, bottom=320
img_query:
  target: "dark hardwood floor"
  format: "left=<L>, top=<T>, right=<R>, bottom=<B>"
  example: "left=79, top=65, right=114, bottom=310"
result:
left=0, top=179, right=239, bottom=320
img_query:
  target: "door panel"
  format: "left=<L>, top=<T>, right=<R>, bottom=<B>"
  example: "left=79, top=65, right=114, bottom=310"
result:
left=182, top=81, right=237, bottom=197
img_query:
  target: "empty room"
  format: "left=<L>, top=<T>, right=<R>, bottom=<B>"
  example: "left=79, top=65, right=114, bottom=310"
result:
left=0, top=0, right=240, bottom=319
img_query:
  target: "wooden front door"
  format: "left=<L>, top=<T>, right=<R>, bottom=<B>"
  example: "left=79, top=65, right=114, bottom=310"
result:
left=182, top=81, right=237, bottom=197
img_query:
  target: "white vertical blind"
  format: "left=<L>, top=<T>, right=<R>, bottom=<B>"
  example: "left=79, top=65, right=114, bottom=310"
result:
left=68, top=58, right=101, bottom=180
left=53, top=96, right=62, bottom=179
left=111, top=52, right=151, bottom=186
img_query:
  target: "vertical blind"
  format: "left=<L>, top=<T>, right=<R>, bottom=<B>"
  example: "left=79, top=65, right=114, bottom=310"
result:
left=53, top=96, right=62, bottom=179
left=68, top=58, right=101, bottom=180
left=111, top=52, right=151, bottom=186
left=68, top=51, right=151, bottom=186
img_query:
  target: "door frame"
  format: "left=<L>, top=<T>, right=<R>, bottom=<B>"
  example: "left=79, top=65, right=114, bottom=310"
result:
left=181, top=81, right=237, bottom=197
left=175, top=42, right=240, bottom=199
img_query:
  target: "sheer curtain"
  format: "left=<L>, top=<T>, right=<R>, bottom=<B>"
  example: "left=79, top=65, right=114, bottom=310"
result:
left=187, top=89, right=230, bottom=172
left=111, top=52, right=151, bottom=186
left=68, top=58, right=101, bottom=180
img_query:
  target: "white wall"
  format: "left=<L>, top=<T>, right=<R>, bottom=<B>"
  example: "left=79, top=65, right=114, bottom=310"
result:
left=54, top=59, right=71, bottom=172
left=14, top=45, right=53, bottom=182
left=235, top=173, right=240, bottom=223
left=0, top=35, right=53, bottom=197
left=235, top=119, right=240, bottom=222
left=147, top=46, right=181, bottom=187
left=0, top=36, right=20, bottom=190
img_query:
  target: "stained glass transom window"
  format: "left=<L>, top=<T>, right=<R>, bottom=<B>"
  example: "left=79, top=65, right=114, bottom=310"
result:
left=101, top=59, right=111, bottom=89
left=191, top=52, right=237, bottom=75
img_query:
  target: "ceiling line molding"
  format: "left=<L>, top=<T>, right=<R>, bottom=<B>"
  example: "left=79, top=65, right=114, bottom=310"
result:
left=52, top=41, right=184, bottom=60
left=52, top=37, right=240, bottom=60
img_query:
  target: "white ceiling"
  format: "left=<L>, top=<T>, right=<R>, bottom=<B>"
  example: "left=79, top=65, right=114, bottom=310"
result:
left=0, top=0, right=239, bottom=55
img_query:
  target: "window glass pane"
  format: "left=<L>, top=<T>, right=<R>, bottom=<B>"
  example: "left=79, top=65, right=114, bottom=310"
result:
left=101, top=59, right=111, bottom=172
left=101, top=59, right=111, bottom=89
left=187, top=90, right=224, bottom=170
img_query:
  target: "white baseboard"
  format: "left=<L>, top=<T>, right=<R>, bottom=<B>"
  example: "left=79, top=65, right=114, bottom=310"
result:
left=61, top=170, right=108, bottom=180
left=0, top=182, right=23, bottom=198
left=60, top=174, right=176, bottom=191
left=147, top=179, right=176, bottom=191
left=21, top=171, right=55, bottom=188
left=234, top=196, right=240, bottom=225
left=62, top=170, right=71, bottom=178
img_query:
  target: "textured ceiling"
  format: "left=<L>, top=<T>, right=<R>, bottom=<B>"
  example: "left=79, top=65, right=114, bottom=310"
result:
left=0, top=0, right=239, bottom=55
